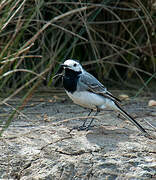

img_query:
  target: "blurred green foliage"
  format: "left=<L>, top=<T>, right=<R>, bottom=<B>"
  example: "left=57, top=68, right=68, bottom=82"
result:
left=0, top=0, right=156, bottom=135
left=0, top=0, right=155, bottom=94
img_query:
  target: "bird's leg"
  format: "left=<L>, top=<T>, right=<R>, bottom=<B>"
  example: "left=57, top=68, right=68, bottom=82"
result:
left=78, top=108, right=100, bottom=131
left=86, top=108, right=100, bottom=129
left=81, top=109, right=93, bottom=127
left=72, top=109, right=93, bottom=131
left=77, top=109, right=93, bottom=131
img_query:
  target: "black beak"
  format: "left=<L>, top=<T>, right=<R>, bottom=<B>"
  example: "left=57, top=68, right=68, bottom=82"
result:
left=53, top=63, right=70, bottom=80
left=56, top=63, right=68, bottom=73
left=60, top=64, right=68, bottom=68
left=52, top=64, right=64, bottom=80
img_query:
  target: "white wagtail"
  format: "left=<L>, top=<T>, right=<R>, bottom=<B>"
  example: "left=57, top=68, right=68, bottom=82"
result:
left=56, top=59, right=148, bottom=135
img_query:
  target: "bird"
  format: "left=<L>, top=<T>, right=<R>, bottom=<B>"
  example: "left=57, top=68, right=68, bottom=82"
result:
left=56, top=59, right=148, bottom=135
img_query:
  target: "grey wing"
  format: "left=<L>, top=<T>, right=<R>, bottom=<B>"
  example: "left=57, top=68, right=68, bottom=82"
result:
left=79, top=71, right=121, bottom=103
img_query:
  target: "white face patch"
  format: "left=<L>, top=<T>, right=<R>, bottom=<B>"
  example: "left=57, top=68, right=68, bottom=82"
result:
left=63, top=59, right=83, bottom=72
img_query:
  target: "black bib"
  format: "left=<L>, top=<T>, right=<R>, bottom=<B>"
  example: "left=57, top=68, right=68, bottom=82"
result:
left=63, top=68, right=81, bottom=93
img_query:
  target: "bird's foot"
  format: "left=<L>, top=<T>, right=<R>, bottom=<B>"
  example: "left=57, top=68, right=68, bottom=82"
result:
left=72, top=125, right=87, bottom=131
left=72, top=125, right=94, bottom=131
left=78, top=125, right=89, bottom=131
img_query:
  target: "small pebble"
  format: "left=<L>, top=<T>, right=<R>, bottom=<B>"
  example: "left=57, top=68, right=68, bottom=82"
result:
left=118, top=94, right=130, bottom=101
left=148, top=100, right=156, bottom=107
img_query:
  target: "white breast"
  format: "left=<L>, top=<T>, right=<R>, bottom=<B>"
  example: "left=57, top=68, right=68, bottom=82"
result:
left=66, top=90, right=107, bottom=110
left=66, top=90, right=117, bottom=111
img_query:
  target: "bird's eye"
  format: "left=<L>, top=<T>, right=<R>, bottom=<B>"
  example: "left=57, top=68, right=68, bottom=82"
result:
left=73, top=63, right=77, bottom=67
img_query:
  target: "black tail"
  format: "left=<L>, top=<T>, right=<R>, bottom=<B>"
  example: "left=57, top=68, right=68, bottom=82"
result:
left=114, top=102, right=148, bottom=134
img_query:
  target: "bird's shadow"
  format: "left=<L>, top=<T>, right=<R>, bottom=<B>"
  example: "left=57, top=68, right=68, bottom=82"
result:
left=85, top=126, right=137, bottom=150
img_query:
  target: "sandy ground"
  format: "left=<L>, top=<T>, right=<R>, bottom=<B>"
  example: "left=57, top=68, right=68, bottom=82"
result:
left=0, top=88, right=156, bottom=179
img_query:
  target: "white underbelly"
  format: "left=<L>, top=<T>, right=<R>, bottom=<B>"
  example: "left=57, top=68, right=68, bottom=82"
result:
left=66, top=91, right=116, bottom=110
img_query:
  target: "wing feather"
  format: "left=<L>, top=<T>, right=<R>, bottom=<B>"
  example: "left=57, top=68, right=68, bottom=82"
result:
left=80, top=71, right=121, bottom=103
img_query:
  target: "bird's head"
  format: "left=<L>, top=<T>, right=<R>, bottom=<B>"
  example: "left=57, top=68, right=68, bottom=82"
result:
left=61, top=59, right=83, bottom=73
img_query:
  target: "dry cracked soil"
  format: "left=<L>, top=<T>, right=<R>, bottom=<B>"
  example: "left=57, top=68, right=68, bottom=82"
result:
left=0, top=88, right=156, bottom=180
